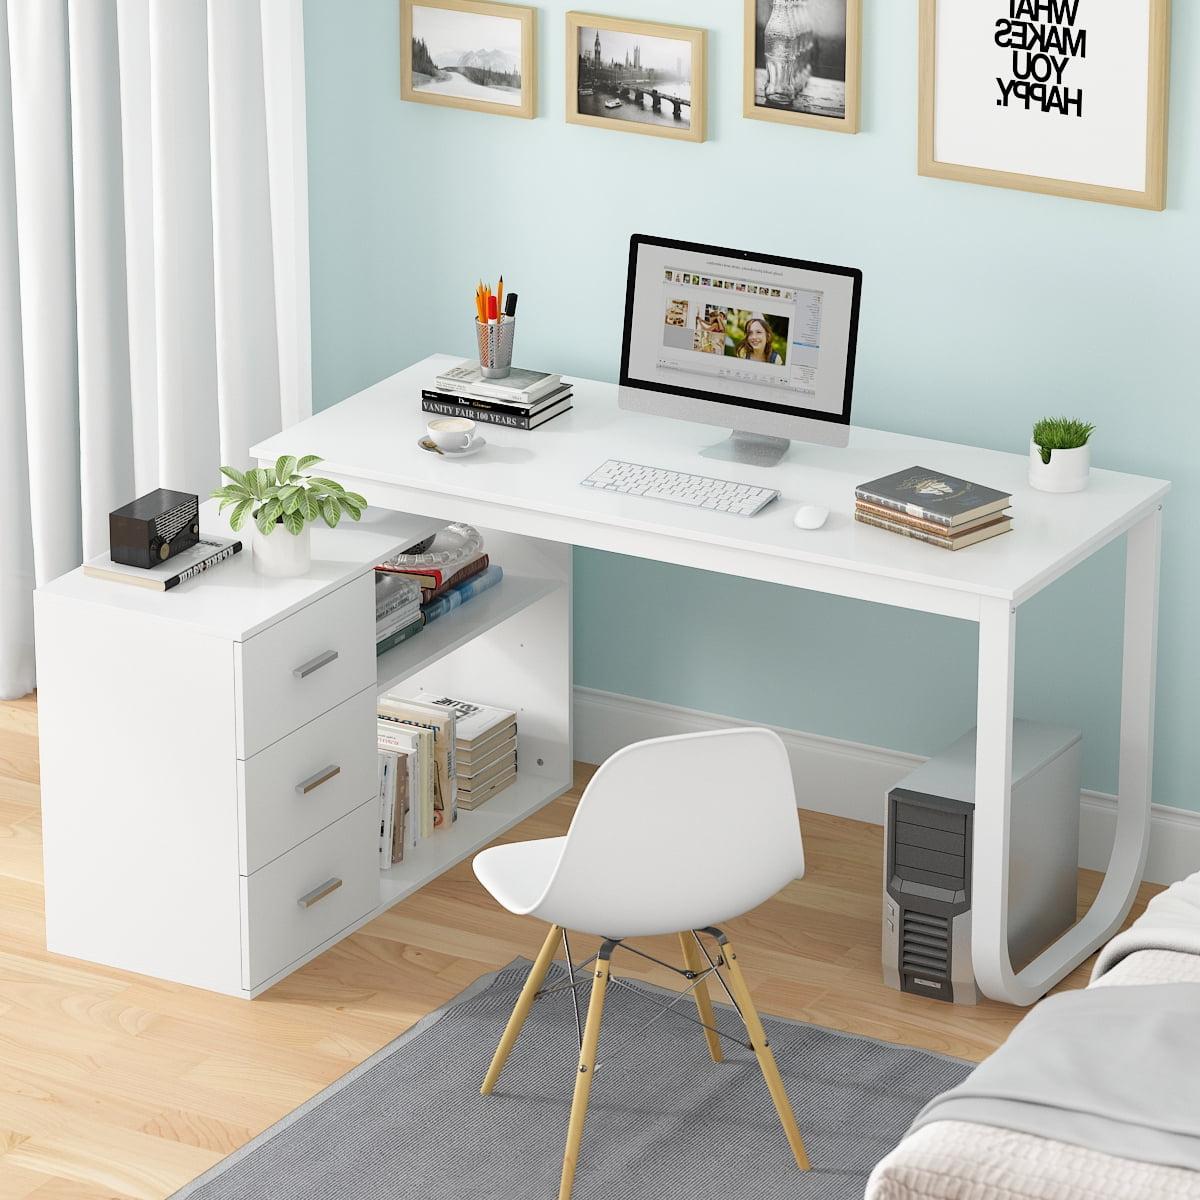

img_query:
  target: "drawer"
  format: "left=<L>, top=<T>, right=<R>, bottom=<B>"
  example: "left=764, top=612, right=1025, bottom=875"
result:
left=241, top=799, right=378, bottom=989
left=235, top=573, right=375, bottom=757
left=238, top=686, right=377, bottom=874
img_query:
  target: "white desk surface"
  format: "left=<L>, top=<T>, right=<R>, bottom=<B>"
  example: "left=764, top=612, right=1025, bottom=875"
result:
left=252, top=355, right=1168, bottom=608
left=35, top=502, right=442, bottom=641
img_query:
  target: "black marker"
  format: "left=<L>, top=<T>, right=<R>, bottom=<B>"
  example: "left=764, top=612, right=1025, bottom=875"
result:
left=504, top=292, right=518, bottom=318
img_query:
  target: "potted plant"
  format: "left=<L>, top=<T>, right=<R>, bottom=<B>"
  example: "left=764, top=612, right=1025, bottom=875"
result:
left=211, top=455, right=367, bottom=577
left=1029, top=417, right=1096, bottom=494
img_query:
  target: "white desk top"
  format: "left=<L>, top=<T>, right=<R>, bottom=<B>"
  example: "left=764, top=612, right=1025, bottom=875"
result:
left=252, top=355, right=1169, bottom=608
left=35, top=502, right=442, bottom=641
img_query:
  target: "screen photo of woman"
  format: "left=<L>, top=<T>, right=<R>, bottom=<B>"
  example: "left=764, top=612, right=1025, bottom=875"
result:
left=726, top=312, right=789, bottom=365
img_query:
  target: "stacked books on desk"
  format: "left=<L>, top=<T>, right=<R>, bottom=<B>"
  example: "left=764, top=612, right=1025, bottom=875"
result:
left=422, top=361, right=573, bottom=431
left=374, top=526, right=504, bottom=655
left=854, top=466, right=1013, bottom=551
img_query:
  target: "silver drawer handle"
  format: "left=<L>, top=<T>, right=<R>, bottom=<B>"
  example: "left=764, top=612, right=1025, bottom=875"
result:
left=296, top=764, right=341, bottom=795
left=293, top=649, right=339, bottom=679
left=297, top=877, right=343, bottom=909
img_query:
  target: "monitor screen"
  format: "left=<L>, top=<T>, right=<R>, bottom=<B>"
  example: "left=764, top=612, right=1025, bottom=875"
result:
left=619, top=235, right=862, bottom=426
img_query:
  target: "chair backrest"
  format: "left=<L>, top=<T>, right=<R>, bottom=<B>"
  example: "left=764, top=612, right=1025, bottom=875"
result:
left=532, top=727, right=805, bottom=938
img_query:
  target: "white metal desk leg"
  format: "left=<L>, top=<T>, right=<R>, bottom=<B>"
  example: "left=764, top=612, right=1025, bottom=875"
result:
left=972, top=508, right=1162, bottom=1005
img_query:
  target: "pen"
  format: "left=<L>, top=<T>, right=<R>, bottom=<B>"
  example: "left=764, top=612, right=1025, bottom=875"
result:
left=504, top=292, right=518, bottom=318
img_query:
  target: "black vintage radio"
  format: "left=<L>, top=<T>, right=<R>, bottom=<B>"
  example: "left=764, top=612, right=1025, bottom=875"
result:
left=109, top=489, right=200, bottom=568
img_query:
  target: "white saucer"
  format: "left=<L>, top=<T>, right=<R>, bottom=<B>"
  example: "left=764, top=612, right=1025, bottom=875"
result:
left=417, top=435, right=486, bottom=458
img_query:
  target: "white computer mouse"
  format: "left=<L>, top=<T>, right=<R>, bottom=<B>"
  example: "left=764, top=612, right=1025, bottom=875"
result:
left=793, top=504, right=830, bottom=530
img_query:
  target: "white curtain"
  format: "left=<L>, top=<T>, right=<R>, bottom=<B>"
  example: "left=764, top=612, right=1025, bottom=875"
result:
left=0, top=0, right=311, bottom=699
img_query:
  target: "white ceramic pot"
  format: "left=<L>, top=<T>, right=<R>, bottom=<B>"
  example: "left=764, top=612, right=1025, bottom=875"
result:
left=1028, top=439, right=1090, bottom=494
left=251, top=520, right=311, bottom=577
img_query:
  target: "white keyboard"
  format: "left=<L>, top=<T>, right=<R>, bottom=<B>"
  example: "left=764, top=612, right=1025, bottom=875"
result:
left=580, top=459, right=779, bottom=517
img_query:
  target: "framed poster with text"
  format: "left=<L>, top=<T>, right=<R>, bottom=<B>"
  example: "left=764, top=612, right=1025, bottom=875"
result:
left=918, top=0, right=1170, bottom=210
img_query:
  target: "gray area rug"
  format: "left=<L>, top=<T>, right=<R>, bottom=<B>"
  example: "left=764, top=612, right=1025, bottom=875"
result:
left=173, top=958, right=972, bottom=1199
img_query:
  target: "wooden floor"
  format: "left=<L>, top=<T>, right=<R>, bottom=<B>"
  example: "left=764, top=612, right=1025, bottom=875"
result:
left=0, top=693, right=1161, bottom=1199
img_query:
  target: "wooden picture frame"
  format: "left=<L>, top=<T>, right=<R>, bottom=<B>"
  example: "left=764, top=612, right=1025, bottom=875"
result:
left=401, top=0, right=536, bottom=120
left=743, top=0, right=862, bottom=134
left=918, top=0, right=1170, bottom=210
left=565, top=12, right=706, bottom=143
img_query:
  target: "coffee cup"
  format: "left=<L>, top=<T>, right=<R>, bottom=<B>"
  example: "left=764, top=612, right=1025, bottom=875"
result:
left=427, top=416, right=477, bottom=452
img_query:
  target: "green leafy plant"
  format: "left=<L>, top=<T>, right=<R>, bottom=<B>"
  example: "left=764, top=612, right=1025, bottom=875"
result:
left=211, top=455, right=367, bottom=537
left=1032, top=417, right=1096, bottom=465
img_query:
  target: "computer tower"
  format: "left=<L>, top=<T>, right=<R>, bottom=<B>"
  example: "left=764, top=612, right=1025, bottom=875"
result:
left=882, top=721, right=1081, bottom=1005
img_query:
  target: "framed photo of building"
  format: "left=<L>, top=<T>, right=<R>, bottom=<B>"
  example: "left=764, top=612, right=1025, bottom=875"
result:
left=401, top=0, right=536, bottom=119
left=918, top=0, right=1170, bottom=210
left=565, top=13, right=706, bottom=143
left=743, top=0, right=862, bottom=134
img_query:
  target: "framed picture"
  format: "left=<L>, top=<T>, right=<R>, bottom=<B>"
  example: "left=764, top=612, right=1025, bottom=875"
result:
left=743, top=0, right=862, bottom=133
left=401, top=0, right=536, bottom=119
left=565, top=13, right=706, bottom=143
left=918, top=0, right=1170, bottom=210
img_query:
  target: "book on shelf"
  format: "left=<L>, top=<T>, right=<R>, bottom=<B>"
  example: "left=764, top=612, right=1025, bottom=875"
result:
left=376, top=605, right=422, bottom=640
left=82, top=536, right=242, bottom=590
left=379, top=695, right=458, bottom=826
left=457, top=726, right=518, bottom=770
left=421, top=381, right=572, bottom=414
left=854, top=498, right=1009, bottom=537
left=434, top=361, right=562, bottom=404
left=379, top=719, right=433, bottom=840
left=422, top=564, right=503, bottom=624
left=422, top=393, right=573, bottom=431
left=375, top=615, right=425, bottom=656
left=854, top=507, right=1013, bottom=550
left=412, top=693, right=516, bottom=748
left=376, top=570, right=422, bottom=613
left=459, top=766, right=518, bottom=810
left=377, top=752, right=407, bottom=868
left=855, top=467, right=1011, bottom=528
left=375, top=552, right=490, bottom=603
left=375, top=542, right=487, bottom=591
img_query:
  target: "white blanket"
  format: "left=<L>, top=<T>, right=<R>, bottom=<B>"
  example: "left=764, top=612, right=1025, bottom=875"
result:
left=1092, top=870, right=1200, bottom=981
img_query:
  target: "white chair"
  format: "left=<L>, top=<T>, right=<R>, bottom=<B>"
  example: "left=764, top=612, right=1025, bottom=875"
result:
left=473, top=727, right=809, bottom=1200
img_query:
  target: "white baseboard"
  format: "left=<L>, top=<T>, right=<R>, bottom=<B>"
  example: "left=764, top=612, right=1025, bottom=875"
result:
left=573, top=687, right=1200, bottom=888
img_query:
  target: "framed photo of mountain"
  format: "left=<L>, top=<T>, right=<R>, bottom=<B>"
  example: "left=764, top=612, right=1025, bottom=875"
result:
left=743, top=0, right=862, bottom=134
left=918, top=0, right=1171, bottom=210
left=401, top=0, right=536, bottom=119
left=565, top=13, right=707, bottom=143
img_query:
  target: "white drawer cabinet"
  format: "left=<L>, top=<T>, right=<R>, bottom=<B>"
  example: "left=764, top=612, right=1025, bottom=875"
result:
left=34, top=505, right=442, bottom=998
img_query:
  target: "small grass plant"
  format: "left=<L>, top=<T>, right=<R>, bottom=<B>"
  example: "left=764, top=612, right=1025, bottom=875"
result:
left=212, top=455, right=367, bottom=536
left=1032, top=417, right=1096, bottom=465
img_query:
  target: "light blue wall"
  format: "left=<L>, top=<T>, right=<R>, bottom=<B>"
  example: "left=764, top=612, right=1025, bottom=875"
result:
left=304, top=0, right=1199, bottom=812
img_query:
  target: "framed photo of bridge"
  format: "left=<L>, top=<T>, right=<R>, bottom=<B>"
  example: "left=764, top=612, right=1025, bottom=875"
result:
left=401, top=0, right=536, bottom=119
left=918, top=0, right=1170, bottom=210
left=565, top=13, right=706, bottom=143
left=743, top=0, right=862, bottom=134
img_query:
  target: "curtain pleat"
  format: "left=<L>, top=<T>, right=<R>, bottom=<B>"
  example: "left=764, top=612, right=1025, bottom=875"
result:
left=0, top=6, right=37, bottom=698
left=68, top=0, right=134, bottom=559
left=0, top=0, right=310, bottom=700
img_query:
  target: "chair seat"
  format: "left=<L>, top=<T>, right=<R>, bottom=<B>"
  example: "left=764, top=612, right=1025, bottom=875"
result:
left=474, top=837, right=566, bottom=915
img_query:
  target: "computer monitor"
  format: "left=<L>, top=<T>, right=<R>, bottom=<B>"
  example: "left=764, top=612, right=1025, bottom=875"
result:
left=619, top=234, right=862, bottom=466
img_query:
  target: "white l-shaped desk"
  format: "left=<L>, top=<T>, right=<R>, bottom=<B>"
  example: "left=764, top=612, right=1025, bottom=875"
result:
left=252, top=354, right=1167, bottom=1006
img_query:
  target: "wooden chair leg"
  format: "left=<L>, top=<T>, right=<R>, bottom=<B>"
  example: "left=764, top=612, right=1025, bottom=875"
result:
left=678, top=932, right=723, bottom=1062
left=559, top=950, right=611, bottom=1200
left=482, top=923, right=561, bottom=1095
left=719, top=937, right=810, bottom=1171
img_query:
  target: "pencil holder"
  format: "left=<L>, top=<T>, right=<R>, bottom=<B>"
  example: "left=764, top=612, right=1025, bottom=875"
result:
left=476, top=317, right=516, bottom=378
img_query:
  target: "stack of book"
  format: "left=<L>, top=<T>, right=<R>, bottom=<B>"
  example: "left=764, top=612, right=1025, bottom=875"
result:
left=375, top=527, right=504, bottom=654
left=423, top=362, right=573, bottom=431
left=378, top=693, right=459, bottom=845
left=374, top=572, right=424, bottom=653
left=854, top=467, right=1013, bottom=551
left=413, top=693, right=517, bottom=811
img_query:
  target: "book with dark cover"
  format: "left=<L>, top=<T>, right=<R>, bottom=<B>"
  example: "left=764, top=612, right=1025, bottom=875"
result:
left=855, top=508, right=1013, bottom=550
left=422, top=394, right=573, bottom=431
left=420, top=553, right=490, bottom=604
left=375, top=615, right=425, bottom=655
left=422, top=564, right=503, bottom=623
left=421, top=382, right=572, bottom=414
left=855, top=467, right=1011, bottom=528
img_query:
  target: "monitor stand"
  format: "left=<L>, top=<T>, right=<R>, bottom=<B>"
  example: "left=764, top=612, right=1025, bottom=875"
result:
left=700, top=430, right=791, bottom=468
